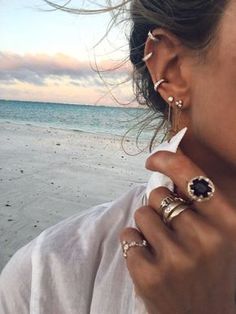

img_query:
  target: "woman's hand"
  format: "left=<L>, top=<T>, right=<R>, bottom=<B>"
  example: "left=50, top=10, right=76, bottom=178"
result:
left=120, top=149, right=236, bottom=314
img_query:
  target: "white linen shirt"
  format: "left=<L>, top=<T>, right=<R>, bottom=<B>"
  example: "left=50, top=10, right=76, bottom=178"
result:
left=0, top=128, right=187, bottom=314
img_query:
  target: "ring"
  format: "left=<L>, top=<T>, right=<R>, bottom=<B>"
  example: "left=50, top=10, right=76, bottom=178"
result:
left=162, top=200, right=187, bottom=224
left=165, top=203, right=190, bottom=227
left=160, top=194, right=187, bottom=211
left=121, top=239, right=148, bottom=259
left=187, top=176, right=215, bottom=202
left=159, top=193, right=190, bottom=226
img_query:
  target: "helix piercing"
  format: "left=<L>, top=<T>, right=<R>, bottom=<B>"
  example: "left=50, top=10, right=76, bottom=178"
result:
left=142, top=52, right=153, bottom=62
left=148, top=31, right=160, bottom=43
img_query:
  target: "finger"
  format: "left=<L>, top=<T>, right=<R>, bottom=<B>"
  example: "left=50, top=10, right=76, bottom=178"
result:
left=146, top=150, right=234, bottom=228
left=148, top=186, right=214, bottom=252
left=119, top=227, right=154, bottom=278
left=134, top=206, right=179, bottom=258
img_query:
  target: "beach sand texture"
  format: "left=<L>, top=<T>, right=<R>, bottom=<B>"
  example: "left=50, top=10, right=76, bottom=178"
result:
left=0, top=121, right=150, bottom=271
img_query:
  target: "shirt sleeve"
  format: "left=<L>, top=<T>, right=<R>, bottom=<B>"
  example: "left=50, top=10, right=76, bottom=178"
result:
left=0, top=240, right=34, bottom=314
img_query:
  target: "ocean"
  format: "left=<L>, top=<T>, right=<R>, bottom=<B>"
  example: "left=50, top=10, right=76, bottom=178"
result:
left=0, top=99, right=157, bottom=140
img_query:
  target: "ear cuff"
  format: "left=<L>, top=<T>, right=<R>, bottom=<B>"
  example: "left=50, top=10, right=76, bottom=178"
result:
left=142, top=30, right=160, bottom=62
left=148, top=30, right=159, bottom=43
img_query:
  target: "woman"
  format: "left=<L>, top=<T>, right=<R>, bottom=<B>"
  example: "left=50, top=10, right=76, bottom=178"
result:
left=1, top=0, right=236, bottom=313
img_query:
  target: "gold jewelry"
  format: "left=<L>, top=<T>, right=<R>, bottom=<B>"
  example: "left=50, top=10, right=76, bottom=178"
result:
left=121, top=239, right=148, bottom=259
left=154, top=79, right=166, bottom=92
left=170, top=99, right=184, bottom=137
left=162, top=200, right=186, bottom=224
left=159, top=194, right=189, bottom=226
left=168, top=96, right=174, bottom=103
left=142, top=52, right=153, bottom=62
left=187, top=176, right=215, bottom=202
left=175, top=100, right=183, bottom=109
left=165, top=203, right=190, bottom=226
left=161, top=96, right=184, bottom=143
left=148, top=30, right=160, bottom=43
left=161, top=96, right=174, bottom=143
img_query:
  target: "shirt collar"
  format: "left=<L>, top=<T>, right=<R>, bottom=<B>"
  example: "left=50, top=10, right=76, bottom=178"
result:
left=142, top=127, right=188, bottom=206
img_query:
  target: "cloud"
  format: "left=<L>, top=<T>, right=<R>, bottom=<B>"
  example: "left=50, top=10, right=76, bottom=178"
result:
left=0, top=51, right=135, bottom=106
left=0, top=51, right=131, bottom=86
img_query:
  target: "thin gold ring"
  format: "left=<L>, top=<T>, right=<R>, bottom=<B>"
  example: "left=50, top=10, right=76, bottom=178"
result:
left=165, top=204, right=190, bottom=226
left=162, top=200, right=185, bottom=223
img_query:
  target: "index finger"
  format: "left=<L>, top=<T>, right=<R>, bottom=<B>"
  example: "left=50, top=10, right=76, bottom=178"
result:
left=145, top=149, right=235, bottom=229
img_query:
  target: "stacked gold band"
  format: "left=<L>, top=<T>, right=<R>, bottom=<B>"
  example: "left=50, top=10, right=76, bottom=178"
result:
left=159, top=194, right=190, bottom=226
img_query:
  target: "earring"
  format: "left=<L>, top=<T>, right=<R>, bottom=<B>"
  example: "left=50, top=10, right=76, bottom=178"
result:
left=161, top=97, right=184, bottom=143
left=161, top=96, right=174, bottom=143
left=172, top=99, right=184, bottom=135
left=148, top=30, right=160, bottom=43
left=175, top=100, right=183, bottom=109
left=154, top=79, right=166, bottom=92
left=142, top=52, right=153, bottom=62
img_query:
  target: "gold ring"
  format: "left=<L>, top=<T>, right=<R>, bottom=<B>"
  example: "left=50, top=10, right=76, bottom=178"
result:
left=121, top=239, right=148, bottom=259
left=165, top=203, right=190, bottom=226
left=162, top=200, right=185, bottom=223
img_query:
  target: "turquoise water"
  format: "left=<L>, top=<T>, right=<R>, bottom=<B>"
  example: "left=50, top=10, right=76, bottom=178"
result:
left=0, top=99, right=154, bottom=140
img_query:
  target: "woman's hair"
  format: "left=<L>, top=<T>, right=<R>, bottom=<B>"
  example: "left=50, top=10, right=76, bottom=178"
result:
left=129, top=0, right=229, bottom=150
left=43, top=0, right=229, bottom=152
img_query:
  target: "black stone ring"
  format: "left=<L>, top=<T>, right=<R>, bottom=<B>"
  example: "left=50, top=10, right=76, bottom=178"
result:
left=187, top=176, right=215, bottom=202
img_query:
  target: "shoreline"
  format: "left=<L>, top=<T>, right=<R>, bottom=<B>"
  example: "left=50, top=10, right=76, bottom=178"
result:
left=0, top=118, right=151, bottom=143
left=0, top=120, right=150, bottom=271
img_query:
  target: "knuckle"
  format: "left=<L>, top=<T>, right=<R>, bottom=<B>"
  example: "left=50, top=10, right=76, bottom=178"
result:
left=197, top=227, right=226, bottom=259
left=164, top=246, right=191, bottom=274
left=134, top=206, right=150, bottom=221
left=207, top=229, right=225, bottom=253
left=183, top=224, right=227, bottom=264
left=222, top=211, right=236, bottom=240
left=173, top=254, right=197, bottom=277
left=167, top=154, right=187, bottom=175
left=119, top=227, right=135, bottom=241
left=140, top=267, right=163, bottom=295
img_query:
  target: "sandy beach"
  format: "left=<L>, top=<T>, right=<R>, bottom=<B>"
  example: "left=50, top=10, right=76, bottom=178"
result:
left=0, top=121, right=151, bottom=271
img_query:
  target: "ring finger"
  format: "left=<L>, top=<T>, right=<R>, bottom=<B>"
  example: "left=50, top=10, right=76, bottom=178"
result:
left=119, top=227, right=154, bottom=279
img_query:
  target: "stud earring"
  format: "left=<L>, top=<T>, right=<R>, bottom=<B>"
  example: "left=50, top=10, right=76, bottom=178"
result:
left=154, top=79, right=166, bottom=92
left=142, top=52, right=153, bottom=62
left=175, top=100, right=183, bottom=109
left=168, top=96, right=174, bottom=103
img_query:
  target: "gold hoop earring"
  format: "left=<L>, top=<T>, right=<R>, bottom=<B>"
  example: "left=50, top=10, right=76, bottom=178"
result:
left=154, top=79, right=166, bottom=92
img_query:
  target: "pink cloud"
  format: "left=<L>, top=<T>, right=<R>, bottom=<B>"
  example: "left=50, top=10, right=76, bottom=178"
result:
left=0, top=51, right=136, bottom=106
left=0, top=51, right=131, bottom=86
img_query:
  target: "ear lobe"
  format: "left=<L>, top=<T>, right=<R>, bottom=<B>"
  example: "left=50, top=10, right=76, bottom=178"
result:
left=143, top=28, right=192, bottom=107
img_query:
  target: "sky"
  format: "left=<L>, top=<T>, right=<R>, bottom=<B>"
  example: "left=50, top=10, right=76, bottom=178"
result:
left=0, top=0, right=135, bottom=106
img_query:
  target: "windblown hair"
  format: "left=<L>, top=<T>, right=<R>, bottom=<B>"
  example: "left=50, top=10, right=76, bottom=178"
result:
left=43, top=0, right=229, bottom=152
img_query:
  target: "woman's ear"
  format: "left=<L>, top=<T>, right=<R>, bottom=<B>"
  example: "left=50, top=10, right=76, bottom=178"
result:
left=143, top=28, right=192, bottom=108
